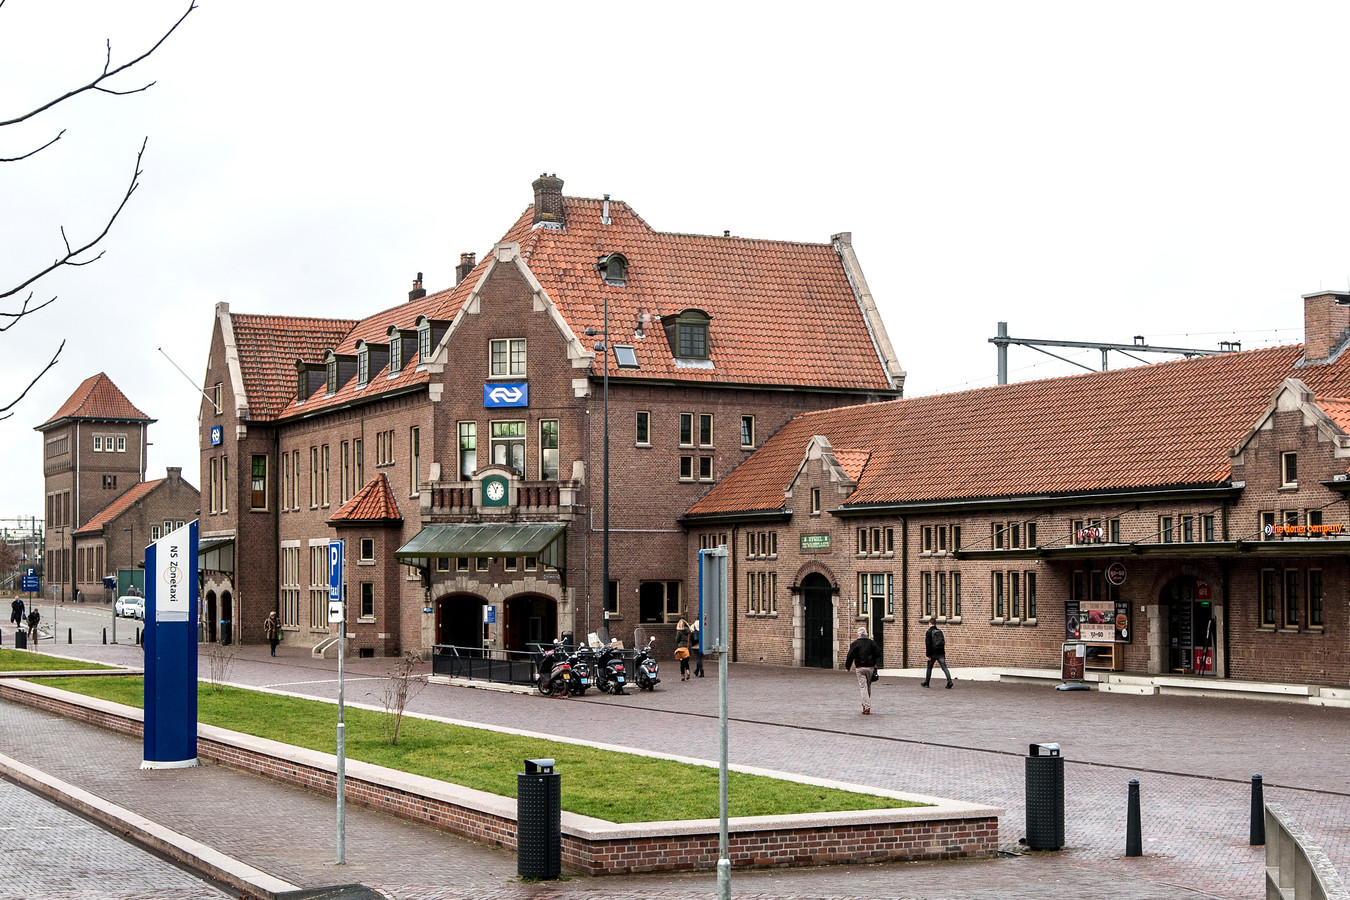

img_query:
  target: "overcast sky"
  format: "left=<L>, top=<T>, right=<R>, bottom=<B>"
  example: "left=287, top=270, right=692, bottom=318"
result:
left=4, top=1, right=1350, bottom=521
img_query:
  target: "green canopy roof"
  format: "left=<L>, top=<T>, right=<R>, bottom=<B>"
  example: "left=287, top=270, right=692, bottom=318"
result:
left=395, top=523, right=566, bottom=570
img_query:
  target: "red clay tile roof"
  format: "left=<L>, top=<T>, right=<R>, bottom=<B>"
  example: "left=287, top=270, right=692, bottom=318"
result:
left=328, top=473, right=402, bottom=524
left=834, top=449, right=871, bottom=483
left=1315, top=396, right=1350, bottom=434
left=40, top=373, right=152, bottom=428
left=429, top=196, right=897, bottom=393
left=73, top=479, right=163, bottom=535
left=231, top=314, right=356, bottom=421
left=687, top=344, right=1319, bottom=517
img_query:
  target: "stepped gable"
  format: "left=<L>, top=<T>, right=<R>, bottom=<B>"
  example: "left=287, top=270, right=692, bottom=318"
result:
left=328, top=473, right=402, bottom=524
left=230, top=313, right=356, bottom=421
left=432, top=194, right=897, bottom=392
left=687, top=344, right=1314, bottom=517
left=41, top=373, right=152, bottom=427
left=72, top=479, right=162, bottom=535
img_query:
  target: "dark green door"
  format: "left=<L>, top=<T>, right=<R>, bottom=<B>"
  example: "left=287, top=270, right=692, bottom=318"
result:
left=803, top=574, right=834, bottom=668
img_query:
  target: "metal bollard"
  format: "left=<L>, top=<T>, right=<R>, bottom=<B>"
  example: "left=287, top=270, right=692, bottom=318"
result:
left=1125, top=779, right=1142, bottom=857
left=68, top=628, right=72, bottom=644
left=1249, top=774, right=1265, bottom=846
left=103, top=628, right=107, bottom=644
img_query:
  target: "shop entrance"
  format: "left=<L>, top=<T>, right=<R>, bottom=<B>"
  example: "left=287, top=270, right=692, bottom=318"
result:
left=1163, top=577, right=1216, bottom=674
left=436, top=593, right=486, bottom=652
left=220, top=590, right=233, bottom=645
left=504, top=594, right=556, bottom=651
left=802, top=574, right=834, bottom=669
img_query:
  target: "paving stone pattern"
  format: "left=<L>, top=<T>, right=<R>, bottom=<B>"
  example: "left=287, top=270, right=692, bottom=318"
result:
left=6, top=642, right=1348, bottom=899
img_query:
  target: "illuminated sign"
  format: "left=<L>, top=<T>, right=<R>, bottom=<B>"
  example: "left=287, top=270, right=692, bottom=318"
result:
left=1263, top=524, right=1344, bottom=537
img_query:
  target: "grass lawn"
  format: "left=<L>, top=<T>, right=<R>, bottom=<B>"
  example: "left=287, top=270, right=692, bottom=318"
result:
left=0, top=649, right=114, bottom=672
left=29, top=675, right=920, bottom=822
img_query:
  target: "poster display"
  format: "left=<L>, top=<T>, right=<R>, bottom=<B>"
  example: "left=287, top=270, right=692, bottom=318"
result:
left=1066, top=598, right=1131, bottom=642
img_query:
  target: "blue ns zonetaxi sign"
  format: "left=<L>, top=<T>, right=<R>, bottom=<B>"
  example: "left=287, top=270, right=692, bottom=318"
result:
left=483, top=383, right=528, bottom=408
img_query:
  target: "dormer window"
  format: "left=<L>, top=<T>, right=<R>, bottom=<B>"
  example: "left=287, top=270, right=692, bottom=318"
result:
left=356, top=341, right=370, bottom=387
left=597, top=253, right=628, bottom=286
left=417, top=317, right=432, bottom=364
left=325, top=352, right=339, bottom=395
left=388, top=328, right=403, bottom=375
left=667, top=309, right=711, bottom=360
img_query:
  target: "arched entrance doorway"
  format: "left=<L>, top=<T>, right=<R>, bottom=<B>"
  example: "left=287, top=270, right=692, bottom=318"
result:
left=1161, top=576, right=1217, bottom=674
left=436, top=593, right=486, bottom=652
left=801, top=573, right=834, bottom=669
left=220, top=590, right=233, bottom=645
left=504, top=594, right=556, bottom=652
left=203, top=591, right=218, bottom=643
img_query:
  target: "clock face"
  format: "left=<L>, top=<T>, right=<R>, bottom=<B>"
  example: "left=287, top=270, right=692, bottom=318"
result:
left=485, top=480, right=505, bottom=502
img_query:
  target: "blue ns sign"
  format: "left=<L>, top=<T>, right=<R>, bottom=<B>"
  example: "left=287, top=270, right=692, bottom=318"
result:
left=483, top=383, right=529, bottom=408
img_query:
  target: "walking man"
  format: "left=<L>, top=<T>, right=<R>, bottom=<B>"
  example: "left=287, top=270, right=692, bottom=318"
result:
left=9, top=597, right=23, bottom=627
left=845, top=627, right=881, bottom=714
left=921, top=621, right=953, bottom=688
left=263, top=610, right=280, bottom=656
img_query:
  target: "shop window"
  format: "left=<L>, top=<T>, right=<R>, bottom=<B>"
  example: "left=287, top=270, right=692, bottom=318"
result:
left=1283, top=569, right=1299, bottom=628
left=638, top=580, right=679, bottom=622
left=1307, top=509, right=1324, bottom=529
left=1281, top=452, right=1298, bottom=488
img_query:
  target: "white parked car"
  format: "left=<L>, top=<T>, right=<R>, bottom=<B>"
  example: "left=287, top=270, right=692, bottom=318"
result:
left=115, top=596, right=144, bottom=619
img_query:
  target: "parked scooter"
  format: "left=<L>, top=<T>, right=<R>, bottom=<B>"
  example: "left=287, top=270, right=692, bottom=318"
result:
left=568, top=643, right=595, bottom=696
left=595, top=640, right=628, bottom=695
left=633, top=636, right=661, bottom=691
left=536, top=640, right=574, bottom=698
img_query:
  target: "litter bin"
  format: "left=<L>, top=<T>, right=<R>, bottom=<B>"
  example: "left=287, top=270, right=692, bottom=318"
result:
left=1025, top=742, right=1064, bottom=850
left=220, top=621, right=232, bottom=646
left=517, top=757, right=560, bottom=879
left=14, top=630, right=26, bottom=650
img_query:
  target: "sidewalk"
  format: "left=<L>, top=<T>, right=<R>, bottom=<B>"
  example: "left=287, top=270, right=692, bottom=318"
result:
left=0, top=642, right=1346, bottom=899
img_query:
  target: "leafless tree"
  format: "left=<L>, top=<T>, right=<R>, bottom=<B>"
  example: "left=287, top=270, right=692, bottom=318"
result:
left=381, top=653, right=428, bottom=747
left=0, top=1, right=195, bottom=420
left=203, top=640, right=238, bottom=691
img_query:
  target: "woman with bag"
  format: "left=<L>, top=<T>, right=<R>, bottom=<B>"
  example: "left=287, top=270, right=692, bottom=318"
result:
left=674, top=617, right=692, bottom=681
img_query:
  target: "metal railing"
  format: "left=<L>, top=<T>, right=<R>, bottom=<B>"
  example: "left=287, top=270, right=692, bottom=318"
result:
left=430, top=645, right=539, bottom=686
left=1265, top=802, right=1349, bottom=900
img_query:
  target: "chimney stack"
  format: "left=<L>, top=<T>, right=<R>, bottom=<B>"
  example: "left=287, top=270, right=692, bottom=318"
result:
left=167, top=466, right=182, bottom=482
left=1302, top=290, right=1350, bottom=364
left=408, top=272, right=426, bottom=302
left=532, top=173, right=565, bottom=226
left=455, top=253, right=476, bottom=285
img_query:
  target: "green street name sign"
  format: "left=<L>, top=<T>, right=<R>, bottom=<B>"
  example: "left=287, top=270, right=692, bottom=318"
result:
left=800, top=534, right=830, bottom=550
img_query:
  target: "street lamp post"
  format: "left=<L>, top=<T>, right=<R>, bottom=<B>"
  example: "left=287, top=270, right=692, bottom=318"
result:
left=585, top=294, right=611, bottom=645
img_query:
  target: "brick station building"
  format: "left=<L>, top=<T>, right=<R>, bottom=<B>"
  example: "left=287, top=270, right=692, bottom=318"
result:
left=683, top=291, right=1350, bottom=687
left=198, top=175, right=903, bottom=654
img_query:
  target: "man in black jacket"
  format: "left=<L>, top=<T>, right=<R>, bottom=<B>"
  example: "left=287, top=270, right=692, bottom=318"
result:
left=922, top=622, right=953, bottom=688
left=844, top=627, right=881, bottom=714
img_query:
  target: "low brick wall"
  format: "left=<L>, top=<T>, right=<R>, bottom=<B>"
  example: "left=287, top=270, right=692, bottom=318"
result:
left=0, top=679, right=1001, bottom=873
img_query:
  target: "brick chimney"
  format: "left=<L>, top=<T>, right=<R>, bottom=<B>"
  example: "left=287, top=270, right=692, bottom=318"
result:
left=166, top=466, right=182, bottom=483
left=408, top=272, right=426, bottom=302
left=1302, top=290, right=1350, bottom=364
left=455, top=253, right=476, bottom=285
left=532, top=173, right=565, bottom=226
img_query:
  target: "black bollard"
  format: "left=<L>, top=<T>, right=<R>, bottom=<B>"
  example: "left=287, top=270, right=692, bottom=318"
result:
left=68, top=628, right=72, bottom=644
left=1125, top=779, right=1142, bottom=857
left=103, top=628, right=107, bottom=645
left=1250, top=774, right=1265, bottom=846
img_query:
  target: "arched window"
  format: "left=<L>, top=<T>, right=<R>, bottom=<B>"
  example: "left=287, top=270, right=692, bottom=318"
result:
left=325, top=352, right=338, bottom=394
left=668, top=309, right=711, bottom=360
left=388, top=327, right=402, bottom=375
left=417, top=317, right=432, bottom=364
left=356, top=341, right=370, bottom=387
left=597, top=253, right=628, bottom=286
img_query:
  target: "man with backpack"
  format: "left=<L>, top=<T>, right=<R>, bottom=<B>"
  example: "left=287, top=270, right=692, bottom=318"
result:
left=921, top=621, right=953, bottom=688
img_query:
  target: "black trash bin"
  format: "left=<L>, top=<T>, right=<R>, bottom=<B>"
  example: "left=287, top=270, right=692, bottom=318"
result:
left=14, top=630, right=26, bottom=650
left=220, top=621, right=232, bottom=646
left=1025, top=742, right=1064, bottom=850
left=517, top=757, right=561, bottom=879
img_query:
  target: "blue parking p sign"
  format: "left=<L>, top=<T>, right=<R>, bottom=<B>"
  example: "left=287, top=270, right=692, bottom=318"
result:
left=328, top=540, right=344, bottom=624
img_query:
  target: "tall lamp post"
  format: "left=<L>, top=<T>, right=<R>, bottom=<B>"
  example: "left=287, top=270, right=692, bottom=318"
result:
left=584, top=295, right=611, bottom=645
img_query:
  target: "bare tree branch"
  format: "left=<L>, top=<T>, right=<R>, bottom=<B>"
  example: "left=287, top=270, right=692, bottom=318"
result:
left=0, top=339, right=63, bottom=421
left=0, top=138, right=144, bottom=302
left=0, top=292, right=57, bottom=330
left=0, top=129, right=64, bottom=163
left=0, top=2, right=196, bottom=129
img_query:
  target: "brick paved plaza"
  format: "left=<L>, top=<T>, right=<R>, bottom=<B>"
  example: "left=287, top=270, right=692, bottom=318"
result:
left=0, top=636, right=1346, bottom=899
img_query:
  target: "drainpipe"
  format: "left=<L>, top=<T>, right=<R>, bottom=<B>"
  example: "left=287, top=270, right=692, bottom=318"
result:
left=730, top=524, right=739, bottom=662
left=900, top=516, right=909, bottom=669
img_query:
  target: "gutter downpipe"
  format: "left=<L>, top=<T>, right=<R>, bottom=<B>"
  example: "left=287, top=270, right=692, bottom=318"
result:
left=730, top=524, right=739, bottom=662
left=900, top=516, right=909, bottom=669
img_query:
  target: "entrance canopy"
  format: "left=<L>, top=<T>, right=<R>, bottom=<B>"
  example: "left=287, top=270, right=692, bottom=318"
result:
left=198, top=536, right=235, bottom=574
left=395, top=523, right=566, bottom=571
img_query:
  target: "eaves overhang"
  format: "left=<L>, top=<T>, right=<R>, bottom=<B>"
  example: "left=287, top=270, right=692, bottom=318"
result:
left=833, top=482, right=1245, bottom=517
left=955, top=537, right=1350, bottom=561
left=281, top=384, right=428, bottom=423
left=589, top=372, right=899, bottom=399
left=677, top=508, right=792, bottom=527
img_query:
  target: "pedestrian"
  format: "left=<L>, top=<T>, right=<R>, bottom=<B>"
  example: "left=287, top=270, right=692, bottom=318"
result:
left=25, top=608, right=40, bottom=645
left=690, top=617, right=705, bottom=677
left=674, top=617, right=692, bottom=681
left=921, top=621, right=953, bottom=688
left=845, top=627, right=881, bottom=714
left=10, top=597, right=23, bottom=627
left=263, top=610, right=280, bottom=656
